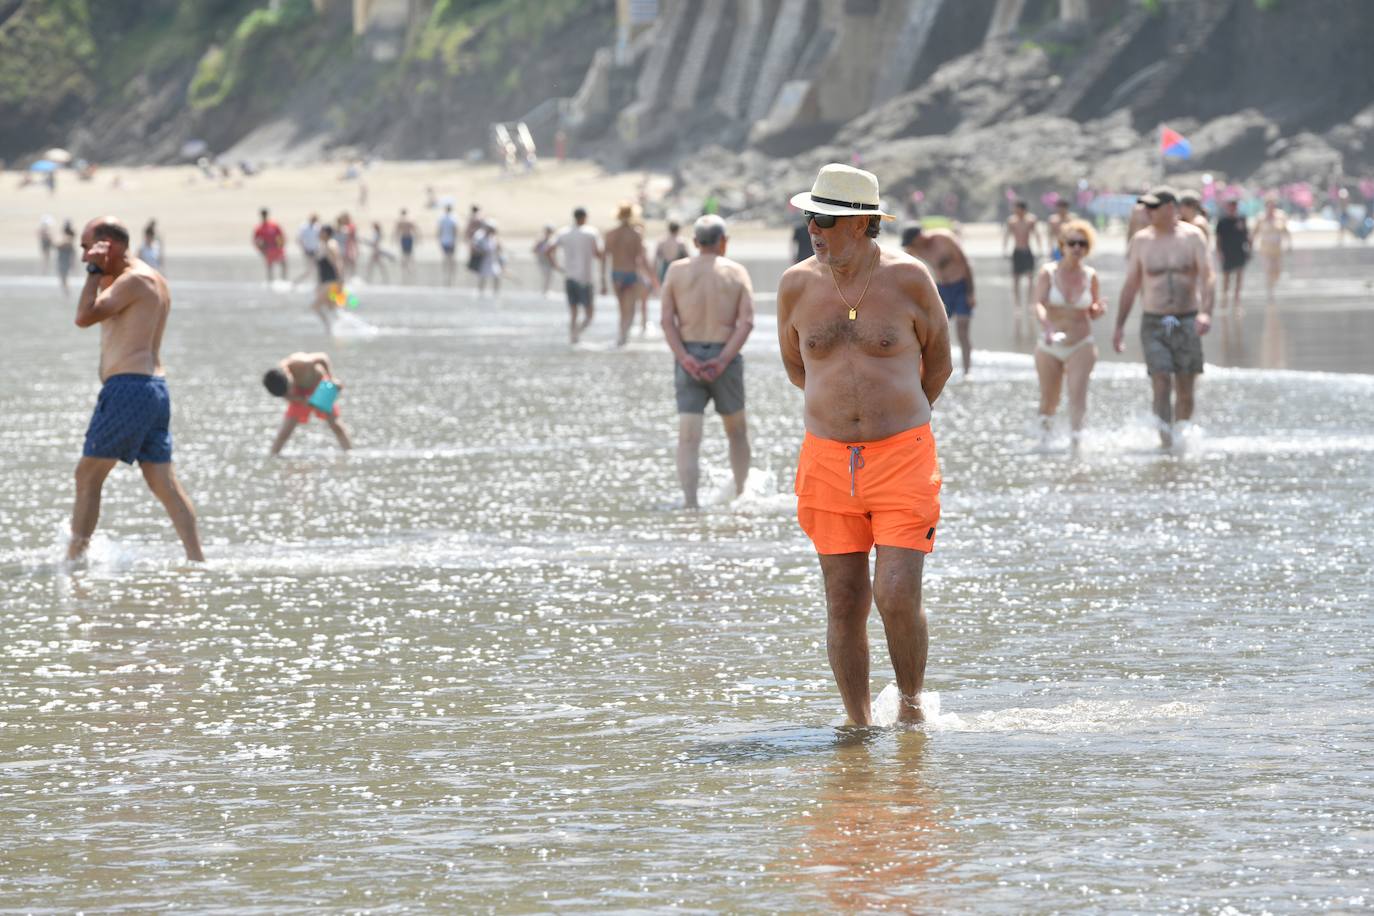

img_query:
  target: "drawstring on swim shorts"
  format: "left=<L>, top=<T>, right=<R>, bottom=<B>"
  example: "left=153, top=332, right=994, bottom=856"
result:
left=848, top=445, right=865, bottom=497
left=1161, top=315, right=1181, bottom=335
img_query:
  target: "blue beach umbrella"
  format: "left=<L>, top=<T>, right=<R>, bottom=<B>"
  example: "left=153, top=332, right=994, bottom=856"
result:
left=29, top=159, right=60, bottom=172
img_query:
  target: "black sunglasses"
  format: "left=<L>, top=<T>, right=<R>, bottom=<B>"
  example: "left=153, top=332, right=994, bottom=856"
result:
left=1064, top=238, right=1089, bottom=248
left=803, top=211, right=838, bottom=229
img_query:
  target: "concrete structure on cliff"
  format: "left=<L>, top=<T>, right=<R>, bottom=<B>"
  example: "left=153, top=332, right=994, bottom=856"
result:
left=565, top=0, right=1241, bottom=160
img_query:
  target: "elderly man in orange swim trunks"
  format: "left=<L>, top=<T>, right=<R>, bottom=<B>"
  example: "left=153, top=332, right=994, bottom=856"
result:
left=778, top=164, right=953, bottom=726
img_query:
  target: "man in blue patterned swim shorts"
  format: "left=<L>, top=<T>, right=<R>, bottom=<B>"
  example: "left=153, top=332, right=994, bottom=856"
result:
left=68, top=216, right=204, bottom=562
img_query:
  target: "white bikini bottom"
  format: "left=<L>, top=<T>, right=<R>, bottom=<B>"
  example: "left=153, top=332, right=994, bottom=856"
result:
left=1037, top=335, right=1096, bottom=362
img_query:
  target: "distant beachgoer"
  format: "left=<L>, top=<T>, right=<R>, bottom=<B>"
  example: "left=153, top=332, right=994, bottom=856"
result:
left=253, top=208, right=287, bottom=284
left=292, top=213, right=321, bottom=286
left=1178, top=189, right=1211, bottom=242
left=364, top=221, right=395, bottom=283
left=437, top=204, right=459, bottom=286
left=262, top=352, right=352, bottom=456
left=655, top=221, right=690, bottom=284
left=1214, top=198, right=1250, bottom=311
left=1033, top=219, right=1105, bottom=451
left=1047, top=198, right=1072, bottom=260
left=336, top=213, right=358, bottom=280
left=1252, top=196, right=1292, bottom=300
left=791, top=219, right=814, bottom=263
left=604, top=203, right=654, bottom=346
left=778, top=163, right=952, bottom=726
left=1125, top=196, right=1151, bottom=251
left=533, top=225, right=557, bottom=296
left=472, top=221, right=505, bottom=297
left=547, top=207, right=604, bottom=344
left=138, top=221, right=163, bottom=271
left=1113, top=186, right=1214, bottom=449
left=38, top=216, right=54, bottom=272
left=554, top=130, right=567, bottom=163
left=660, top=215, right=755, bottom=509
left=902, top=223, right=976, bottom=377
left=425, top=185, right=438, bottom=209
left=55, top=220, right=76, bottom=296
left=465, top=206, right=483, bottom=244
left=1003, top=199, right=1040, bottom=335
left=394, top=209, right=418, bottom=283
left=69, top=216, right=204, bottom=562
left=311, top=225, right=344, bottom=333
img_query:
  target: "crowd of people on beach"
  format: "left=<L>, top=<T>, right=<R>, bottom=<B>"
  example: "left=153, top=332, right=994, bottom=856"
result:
left=46, top=155, right=1350, bottom=727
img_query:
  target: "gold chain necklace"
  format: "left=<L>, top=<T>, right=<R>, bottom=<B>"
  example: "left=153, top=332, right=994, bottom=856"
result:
left=829, top=244, right=878, bottom=320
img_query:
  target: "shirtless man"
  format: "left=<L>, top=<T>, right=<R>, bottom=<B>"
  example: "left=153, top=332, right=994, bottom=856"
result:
left=262, top=352, right=352, bottom=456
left=902, top=223, right=975, bottom=377
left=604, top=203, right=655, bottom=346
left=1251, top=196, right=1292, bottom=301
left=69, top=217, right=204, bottom=562
left=779, top=164, right=952, bottom=726
left=1047, top=198, right=1073, bottom=260
left=393, top=209, right=419, bottom=283
left=1003, top=200, right=1039, bottom=334
left=1113, top=186, right=1214, bottom=449
left=660, top=215, right=755, bottom=509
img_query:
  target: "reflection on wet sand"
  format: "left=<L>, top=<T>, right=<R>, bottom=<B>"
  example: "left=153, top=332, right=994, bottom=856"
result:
left=783, top=733, right=949, bottom=910
left=1260, top=298, right=1288, bottom=370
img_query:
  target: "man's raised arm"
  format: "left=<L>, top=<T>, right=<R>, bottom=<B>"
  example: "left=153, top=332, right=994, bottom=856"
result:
left=75, top=272, right=140, bottom=328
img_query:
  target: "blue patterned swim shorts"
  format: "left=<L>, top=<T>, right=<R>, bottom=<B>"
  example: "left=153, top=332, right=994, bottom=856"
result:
left=82, top=374, right=173, bottom=464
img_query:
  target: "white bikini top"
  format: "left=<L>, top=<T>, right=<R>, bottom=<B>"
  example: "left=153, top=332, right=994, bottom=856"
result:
left=1048, top=263, right=1092, bottom=309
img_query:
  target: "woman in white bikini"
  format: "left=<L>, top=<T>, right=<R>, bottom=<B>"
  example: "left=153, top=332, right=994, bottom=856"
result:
left=1033, top=218, right=1106, bottom=446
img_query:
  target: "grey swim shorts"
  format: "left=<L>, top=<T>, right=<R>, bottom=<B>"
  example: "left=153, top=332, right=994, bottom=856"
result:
left=1141, top=311, right=1204, bottom=376
left=675, top=342, right=744, bottom=415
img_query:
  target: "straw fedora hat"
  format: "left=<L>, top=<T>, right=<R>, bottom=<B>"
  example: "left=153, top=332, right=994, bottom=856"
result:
left=790, top=163, right=895, bottom=220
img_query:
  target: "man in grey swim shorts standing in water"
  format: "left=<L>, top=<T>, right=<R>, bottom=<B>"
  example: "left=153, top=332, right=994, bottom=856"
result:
left=660, top=215, right=755, bottom=509
left=1114, top=186, right=1214, bottom=449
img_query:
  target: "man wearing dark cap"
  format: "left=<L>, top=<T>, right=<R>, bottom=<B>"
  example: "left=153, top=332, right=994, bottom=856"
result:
left=901, top=223, right=976, bottom=377
left=69, top=216, right=204, bottom=562
left=1113, top=186, right=1214, bottom=449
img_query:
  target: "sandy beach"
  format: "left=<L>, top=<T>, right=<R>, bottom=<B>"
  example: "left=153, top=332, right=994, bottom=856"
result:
left=6, top=159, right=1361, bottom=266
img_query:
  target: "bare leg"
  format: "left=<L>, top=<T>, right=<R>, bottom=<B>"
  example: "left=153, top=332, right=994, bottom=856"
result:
left=1034, top=347, right=1064, bottom=429
left=325, top=415, right=353, bottom=450
left=873, top=546, right=928, bottom=723
left=1151, top=373, right=1174, bottom=449
left=615, top=285, right=636, bottom=346
left=578, top=301, right=595, bottom=339
left=1064, top=343, right=1097, bottom=433
left=1232, top=267, right=1244, bottom=311
left=269, top=416, right=300, bottom=456
left=955, top=315, right=972, bottom=375
left=1010, top=273, right=1024, bottom=336
left=638, top=283, right=650, bottom=334
left=569, top=306, right=580, bottom=344
left=676, top=412, right=703, bottom=508
left=819, top=552, right=874, bottom=726
left=1174, top=372, right=1197, bottom=424
left=68, top=456, right=117, bottom=560
left=140, top=462, right=205, bottom=562
left=720, top=410, right=750, bottom=497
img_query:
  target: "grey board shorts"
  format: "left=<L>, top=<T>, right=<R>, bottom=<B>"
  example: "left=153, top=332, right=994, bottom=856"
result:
left=1141, top=311, right=1204, bottom=376
left=675, top=342, right=744, bottom=415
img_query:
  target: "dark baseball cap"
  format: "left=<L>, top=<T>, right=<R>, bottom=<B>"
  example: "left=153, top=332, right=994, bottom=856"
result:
left=1138, top=185, right=1178, bottom=207
left=1178, top=189, right=1202, bottom=206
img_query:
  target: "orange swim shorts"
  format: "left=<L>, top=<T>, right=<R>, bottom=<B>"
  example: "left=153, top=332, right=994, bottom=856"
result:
left=794, top=424, right=941, bottom=555
left=284, top=384, right=339, bottom=424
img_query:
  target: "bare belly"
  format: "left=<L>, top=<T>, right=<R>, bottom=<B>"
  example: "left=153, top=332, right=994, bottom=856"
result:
left=99, top=349, right=159, bottom=381
left=802, top=359, right=931, bottom=442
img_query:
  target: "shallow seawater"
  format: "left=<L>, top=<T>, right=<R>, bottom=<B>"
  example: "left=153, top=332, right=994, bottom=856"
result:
left=2, top=273, right=1372, bottom=912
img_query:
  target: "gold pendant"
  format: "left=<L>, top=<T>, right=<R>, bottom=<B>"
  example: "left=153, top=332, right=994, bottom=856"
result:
left=848, top=308, right=857, bottom=320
